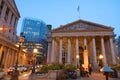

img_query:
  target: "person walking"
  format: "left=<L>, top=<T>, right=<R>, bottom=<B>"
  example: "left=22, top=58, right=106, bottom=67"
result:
left=88, top=64, right=92, bottom=75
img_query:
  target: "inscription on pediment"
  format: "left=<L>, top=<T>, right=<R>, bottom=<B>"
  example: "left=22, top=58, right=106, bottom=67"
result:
left=61, top=23, right=105, bottom=31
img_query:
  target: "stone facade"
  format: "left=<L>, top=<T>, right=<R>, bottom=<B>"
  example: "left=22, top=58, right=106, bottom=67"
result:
left=0, top=0, right=20, bottom=42
left=0, top=0, right=31, bottom=68
left=47, top=20, right=117, bottom=69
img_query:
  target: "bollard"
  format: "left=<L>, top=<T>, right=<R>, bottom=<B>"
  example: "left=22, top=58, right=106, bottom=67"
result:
left=105, top=72, right=109, bottom=80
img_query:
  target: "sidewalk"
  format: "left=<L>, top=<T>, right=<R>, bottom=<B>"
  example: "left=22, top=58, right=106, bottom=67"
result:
left=28, top=72, right=120, bottom=80
left=78, top=72, right=120, bottom=80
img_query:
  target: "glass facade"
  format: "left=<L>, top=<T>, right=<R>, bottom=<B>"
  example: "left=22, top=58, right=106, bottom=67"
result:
left=21, top=18, right=48, bottom=64
left=21, top=18, right=47, bottom=42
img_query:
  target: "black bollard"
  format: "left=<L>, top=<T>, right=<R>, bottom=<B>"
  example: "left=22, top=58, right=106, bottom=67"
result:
left=56, top=70, right=59, bottom=80
left=105, top=72, right=109, bottom=80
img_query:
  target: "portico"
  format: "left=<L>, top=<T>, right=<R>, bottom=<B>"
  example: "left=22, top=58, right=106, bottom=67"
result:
left=47, top=20, right=117, bottom=68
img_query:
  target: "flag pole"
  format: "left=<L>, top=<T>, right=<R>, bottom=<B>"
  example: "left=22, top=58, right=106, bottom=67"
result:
left=77, top=6, right=80, bottom=19
left=77, top=0, right=81, bottom=20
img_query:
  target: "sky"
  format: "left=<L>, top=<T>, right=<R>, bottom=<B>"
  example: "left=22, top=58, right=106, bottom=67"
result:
left=15, top=0, right=120, bottom=37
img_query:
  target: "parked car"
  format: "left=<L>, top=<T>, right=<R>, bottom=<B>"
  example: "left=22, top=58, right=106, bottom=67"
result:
left=22, top=66, right=28, bottom=72
left=7, top=65, right=24, bottom=75
left=7, top=67, right=14, bottom=75
left=0, top=68, right=6, bottom=79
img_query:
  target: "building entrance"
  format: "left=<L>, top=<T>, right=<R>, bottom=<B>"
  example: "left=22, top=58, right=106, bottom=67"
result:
left=79, top=47, right=84, bottom=68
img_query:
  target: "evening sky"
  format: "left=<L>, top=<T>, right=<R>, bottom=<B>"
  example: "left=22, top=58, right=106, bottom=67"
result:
left=15, top=0, right=120, bottom=37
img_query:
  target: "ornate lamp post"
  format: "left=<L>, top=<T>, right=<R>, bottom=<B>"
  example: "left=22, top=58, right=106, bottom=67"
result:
left=32, top=48, right=38, bottom=73
left=11, top=36, right=24, bottom=80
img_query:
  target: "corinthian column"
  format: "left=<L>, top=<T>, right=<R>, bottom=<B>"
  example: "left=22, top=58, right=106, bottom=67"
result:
left=59, top=37, right=63, bottom=64
left=47, top=42, right=51, bottom=64
left=92, top=36, right=98, bottom=67
left=101, top=36, right=107, bottom=66
left=109, top=36, right=116, bottom=65
left=0, top=3, right=7, bottom=19
left=67, top=37, right=71, bottom=64
left=76, top=36, right=79, bottom=67
left=7, top=11, right=12, bottom=24
left=11, top=15, right=15, bottom=27
left=51, top=37, right=55, bottom=63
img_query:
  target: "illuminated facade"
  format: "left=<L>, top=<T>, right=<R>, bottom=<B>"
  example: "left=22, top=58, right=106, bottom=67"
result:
left=47, top=20, right=117, bottom=69
left=0, top=0, right=30, bottom=68
left=0, top=0, right=20, bottom=42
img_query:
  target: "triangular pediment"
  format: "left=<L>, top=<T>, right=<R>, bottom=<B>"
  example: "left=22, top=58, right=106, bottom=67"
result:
left=52, top=20, right=113, bottom=32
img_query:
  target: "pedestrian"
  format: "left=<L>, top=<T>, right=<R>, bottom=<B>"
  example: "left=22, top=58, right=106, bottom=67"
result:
left=85, top=68, right=89, bottom=77
left=81, top=66, right=84, bottom=77
left=88, top=64, right=92, bottom=75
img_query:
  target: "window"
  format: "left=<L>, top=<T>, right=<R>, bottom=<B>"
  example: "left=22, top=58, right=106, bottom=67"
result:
left=5, top=8, right=9, bottom=21
left=0, top=1, right=4, bottom=15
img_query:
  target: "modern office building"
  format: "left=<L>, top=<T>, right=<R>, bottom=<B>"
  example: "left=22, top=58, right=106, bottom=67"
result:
left=21, top=18, right=48, bottom=64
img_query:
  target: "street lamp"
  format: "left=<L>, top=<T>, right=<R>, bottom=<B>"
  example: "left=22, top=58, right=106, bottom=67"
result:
left=99, top=54, right=103, bottom=59
left=32, top=48, right=38, bottom=73
left=11, top=36, right=24, bottom=80
left=99, top=54, right=103, bottom=67
left=76, top=54, right=80, bottom=77
left=76, top=55, right=79, bottom=68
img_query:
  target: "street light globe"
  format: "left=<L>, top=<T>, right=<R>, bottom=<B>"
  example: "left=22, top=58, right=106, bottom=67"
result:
left=76, top=55, right=79, bottom=59
left=15, top=44, right=19, bottom=47
left=99, top=54, right=103, bottom=59
left=33, top=48, right=38, bottom=53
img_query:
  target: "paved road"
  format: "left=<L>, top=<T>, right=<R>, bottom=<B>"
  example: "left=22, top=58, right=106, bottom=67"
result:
left=78, top=72, right=120, bottom=80
left=3, top=71, right=120, bottom=80
left=3, top=71, right=31, bottom=80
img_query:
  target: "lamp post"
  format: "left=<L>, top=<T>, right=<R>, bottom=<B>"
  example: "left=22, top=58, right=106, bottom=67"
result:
left=99, top=54, right=103, bottom=67
left=76, top=55, right=79, bottom=69
left=76, top=54, right=80, bottom=77
left=32, top=48, right=38, bottom=73
left=10, top=36, right=24, bottom=80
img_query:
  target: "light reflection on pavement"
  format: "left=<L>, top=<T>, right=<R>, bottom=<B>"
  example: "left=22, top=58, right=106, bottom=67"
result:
left=4, top=71, right=31, bottom=80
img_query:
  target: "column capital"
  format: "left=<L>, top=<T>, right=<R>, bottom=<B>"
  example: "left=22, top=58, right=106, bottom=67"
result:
left=83, top=35, right=88, bottom=38
left=59, top=36, right=63, bottom=39
left=76, top=36, right=79, bottom=39
left=67, top=36, right=71, bottom=39
left=100, top=35, right=104, bottom=38
left=109, top=35, right=114, bottom=38
left=92, top=36, right=96, bottom=38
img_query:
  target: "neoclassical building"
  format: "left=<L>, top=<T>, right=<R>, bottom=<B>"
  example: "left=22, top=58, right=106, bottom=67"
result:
left=0, top=0, right=31, bottom=68
left=47, top=20, right=117, bottom=68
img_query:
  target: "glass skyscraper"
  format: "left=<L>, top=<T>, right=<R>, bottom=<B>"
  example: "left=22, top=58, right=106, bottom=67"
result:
left=22, top=18, right=47, bottom=42
left=21, top=18, right=48, bottom=64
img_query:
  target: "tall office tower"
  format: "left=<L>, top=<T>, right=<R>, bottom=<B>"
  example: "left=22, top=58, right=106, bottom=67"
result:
left=21, top=18, right=48, bottom=64
left=0, top=0, right=20, bottom=42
